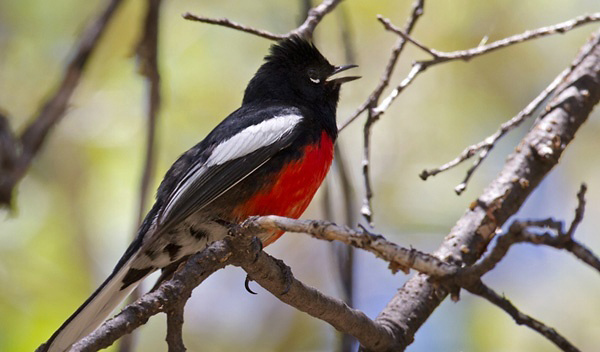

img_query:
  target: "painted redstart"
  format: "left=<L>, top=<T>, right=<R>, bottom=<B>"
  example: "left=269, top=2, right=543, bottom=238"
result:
left=40, top=35, right=359, bottom=352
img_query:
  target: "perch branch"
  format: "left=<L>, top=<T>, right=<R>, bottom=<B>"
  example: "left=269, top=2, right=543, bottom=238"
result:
left=244, top=216, right=456, bottom=276
left=69, top=240, right=233, bottom=351
left=69, top=224, right=402, bottom=352
left=58, top=188, right=598, bottom=351
left=229, top=226, right=399, bottom=352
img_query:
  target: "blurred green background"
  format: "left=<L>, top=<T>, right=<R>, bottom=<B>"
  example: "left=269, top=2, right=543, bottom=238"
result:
left=1, top=0, right=599, bottom=351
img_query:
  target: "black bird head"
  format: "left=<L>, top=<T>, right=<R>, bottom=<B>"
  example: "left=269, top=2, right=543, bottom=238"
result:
left=243, top=35, right=359, bottom=110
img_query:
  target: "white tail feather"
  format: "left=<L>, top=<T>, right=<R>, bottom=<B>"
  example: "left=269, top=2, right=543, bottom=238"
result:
left=44, top=256, right=150, bottom=352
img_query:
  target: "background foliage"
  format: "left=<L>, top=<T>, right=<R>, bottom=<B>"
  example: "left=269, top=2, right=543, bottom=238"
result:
left=1, top=0, right=599, bottom=351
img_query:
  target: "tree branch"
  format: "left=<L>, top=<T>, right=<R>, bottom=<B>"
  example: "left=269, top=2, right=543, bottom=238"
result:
left=373, top=12, right=600, bottom=195
left=229, top=230, right=400, bottom=352
left=464, top=280, right=579, bottom=352
left=418, top=61, right=570, bottom=191
left=375, top=28, right=600, bottom=350
left=165, top=301, right=186, bottom=352
left=0, top=0, right=124, bottom=206
left=70, top=240, right=232, bottom=351
left=32, top=4, right=600, bottom=352
left=361, top=12, right=600, bottom=127
left=67, top=189, right=599, bottom=352
left=458, top=184, right=599, bottom=279
left=69, top=224, right=402, bottom=352
left=418, top=13, right=600, bottom=69
left=415, top=13, right=600, bottom=193
left=245, top=215, right=455, bottom=277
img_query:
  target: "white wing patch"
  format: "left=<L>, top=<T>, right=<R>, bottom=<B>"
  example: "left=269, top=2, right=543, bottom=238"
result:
left=160, top=114, right=303, bottom=223
left=206, top=114, right=303, bottom=166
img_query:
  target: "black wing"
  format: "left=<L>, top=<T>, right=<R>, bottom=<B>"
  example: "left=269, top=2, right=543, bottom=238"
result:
left=155, top=105, right=304, bottom=232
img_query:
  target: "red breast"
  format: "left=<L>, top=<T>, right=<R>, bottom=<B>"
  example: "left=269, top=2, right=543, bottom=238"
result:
left=232, top=131, right=334, bottom=245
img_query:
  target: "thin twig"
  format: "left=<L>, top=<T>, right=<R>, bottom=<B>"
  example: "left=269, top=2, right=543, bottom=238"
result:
left=567, top=183, right=587, bottom=237
left=182, top=14, right=284, bottom=40
left=371, top=63, right=423, bottom=118
left=419, top=42, right=587, bottom=194
left=359, top=63, right=423, bottom=224
left=289, top=0, right=343, bottom=39
left=465, top=280, right=579, bottom=352
left=0, top=113, right=19, bottom=204
left=418, top=12, right=600, bottom=70
left=369, top=13, right=600, bottom=125
left=338, top=0, right=425, bottom=131
left=377, top=16, right=438, bottom=57
left=183, top=0, right=343, bottom=41
left=360, top=111, right=375, bottom=225
left=356, top=0, right=426, bottom=225
left=519, top=223, right=600, bottom=272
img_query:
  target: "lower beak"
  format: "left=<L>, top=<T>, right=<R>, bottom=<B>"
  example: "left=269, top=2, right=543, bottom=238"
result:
left=327, top=64, right=360, bottom=84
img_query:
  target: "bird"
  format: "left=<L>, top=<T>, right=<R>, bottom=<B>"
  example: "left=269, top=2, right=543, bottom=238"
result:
left=40, top=35, right=359, bottom=352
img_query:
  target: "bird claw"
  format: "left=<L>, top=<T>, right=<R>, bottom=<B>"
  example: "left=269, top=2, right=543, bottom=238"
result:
left=243, top=238, right=265, bottom=295
left=273, top=257, right=293, bottom=295
left=244, top=274, right=257, bottom=295
left=251, top=237, right=263, bottom=263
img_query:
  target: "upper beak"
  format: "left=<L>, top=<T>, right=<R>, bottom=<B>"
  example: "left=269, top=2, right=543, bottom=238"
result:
left=326, top=64, right=360, bottom=84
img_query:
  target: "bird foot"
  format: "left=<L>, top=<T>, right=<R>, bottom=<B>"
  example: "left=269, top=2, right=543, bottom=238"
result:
left=273, top=257, right=293, bottom=295
left=244, top=274, right=257, bottom=295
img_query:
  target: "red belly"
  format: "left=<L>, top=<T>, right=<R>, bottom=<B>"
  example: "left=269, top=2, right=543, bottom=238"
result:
left=232, top=131, right=334, bottom=245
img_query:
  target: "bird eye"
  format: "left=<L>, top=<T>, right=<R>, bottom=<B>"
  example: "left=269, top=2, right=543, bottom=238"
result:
left=307, top=69, right=320, bottom=84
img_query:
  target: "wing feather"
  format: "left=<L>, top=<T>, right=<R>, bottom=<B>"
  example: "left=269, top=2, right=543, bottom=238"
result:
left=157, top=114, right=303, bottom=230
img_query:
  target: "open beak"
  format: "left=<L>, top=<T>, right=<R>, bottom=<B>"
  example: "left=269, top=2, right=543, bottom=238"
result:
left=326, top=64, right=360, bottom=84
